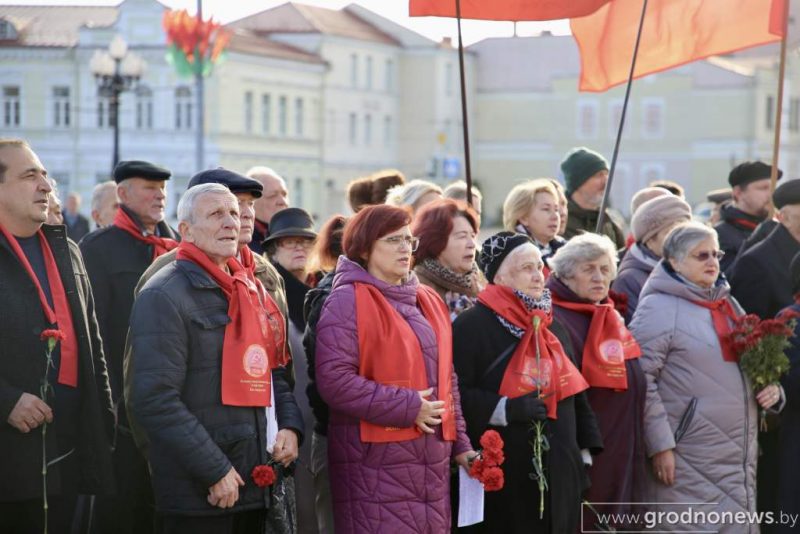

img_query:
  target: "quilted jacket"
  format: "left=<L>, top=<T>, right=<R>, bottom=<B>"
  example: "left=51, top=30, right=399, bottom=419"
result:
left=315, top=256, right=472, bottom=533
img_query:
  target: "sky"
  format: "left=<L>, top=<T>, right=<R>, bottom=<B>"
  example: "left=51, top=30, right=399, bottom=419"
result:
left=3, top=0, right=571, bottom=45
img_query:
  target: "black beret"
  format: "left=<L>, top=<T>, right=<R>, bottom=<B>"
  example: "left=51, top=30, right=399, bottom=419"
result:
left=479, top=231, right=533, bottom=284
left=728, top=161, right=782, bottom=188
left=792, top=251, right=800, bottom=295
left=188, top=168, right=263, bottom=198
left=113, top=160, right=171, bottom=183
left=773, top=179, right=800, bottom=209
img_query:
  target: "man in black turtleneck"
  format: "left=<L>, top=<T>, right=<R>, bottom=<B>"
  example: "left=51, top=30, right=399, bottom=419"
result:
left=715, top=160, right=781, bottom=274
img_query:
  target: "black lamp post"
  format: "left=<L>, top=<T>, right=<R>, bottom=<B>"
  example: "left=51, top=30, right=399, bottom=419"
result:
left=90, top=35, right=145, bottom=174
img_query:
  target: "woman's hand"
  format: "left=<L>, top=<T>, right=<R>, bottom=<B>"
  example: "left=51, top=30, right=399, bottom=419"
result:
left=455, top=451, right=477, bottom=471
left=652, top=449, right=675, bottom=486
left=415, top=387, right=445, bottom=434
left=756, top=384, right=781, bottom=410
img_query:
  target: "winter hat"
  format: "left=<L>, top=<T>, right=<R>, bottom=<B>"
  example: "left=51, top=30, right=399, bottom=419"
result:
left=479, top=231, right=533, bottom=284
left=560, top=147, right=609, bottom=197
left=774, top=179, right=800, bottom=209
left=728, top=161, right=782, bottom=188
left=631, top=195, right=692, bottom=244
left=188, top=168, right=263, bottom=198
left=630, top=186, right=671, bottom=216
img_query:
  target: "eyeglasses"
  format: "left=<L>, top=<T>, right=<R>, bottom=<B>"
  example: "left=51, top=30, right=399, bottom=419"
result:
left=278, top=237, right=314, bottom=249
left=379, top=235, right=420, bottom=252
left=690, top=249, right=725, bottom=262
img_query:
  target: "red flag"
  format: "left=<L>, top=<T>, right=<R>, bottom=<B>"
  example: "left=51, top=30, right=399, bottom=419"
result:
left=571, top=0, right=788, bottom=92
left=409, top=0, right=610, bottom=21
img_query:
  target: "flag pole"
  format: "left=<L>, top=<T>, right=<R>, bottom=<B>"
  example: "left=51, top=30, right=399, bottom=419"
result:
left=455, top=0, right=474, bottom=205
left=769, top=0, right=790, bottom=211
left=596, top=0, right=649, bottom=233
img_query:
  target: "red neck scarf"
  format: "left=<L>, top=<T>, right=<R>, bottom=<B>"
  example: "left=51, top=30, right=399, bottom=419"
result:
left=691, top=298, right=739, bottom=362
left=0, top=226, right=77, bottom=387
left=177, top=242, right=286, bottom=406
left=355, top=282, right=456, bottom=443
left=478, top=285, right=588, bottom=419
left=113, top=208, right=178, bottom=261
left=729, top=217, right=759, bottom=231
left=551, top=292, right=641, bottom=390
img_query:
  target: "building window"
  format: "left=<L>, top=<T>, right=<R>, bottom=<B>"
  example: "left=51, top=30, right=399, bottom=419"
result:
left=52, top=86, right=70, bottom=128
left=445, top=62, right=453, bottom=96
left=608, top=100, right=630, bottom=139
left=577, top=101, right=598, bottom=139
left=294, top=177, right=304, bottom=208
left=135, top=85, right=153, bottom=130
left=364, top=113, right=372, bottom=146
left=789, top=97, right=799, bottom=132
left=278, top=96, right=287, bottom=136
left=385, top=59, right=394, bottom=92
left=295, top=98, right=304, bottom=137
left=350, top=54, right=358, bottom=88
left=175, top=86, right=192, bottom=130
left=3, top=86, right=20, bottom=127
left=97, top=99, right=114, bottom=129
left=262, top=94, right=271, bottom=135
left=365, top=56, right=373, bottom=90
left=348, top=112, right=357, bottom=146
left=244, top=91, right=253, bottom=134
left=641, top=98, right=664, bottom=138
left=383, top=115, right=392, bottom=147
left=766, top=95, right=775, bottom=130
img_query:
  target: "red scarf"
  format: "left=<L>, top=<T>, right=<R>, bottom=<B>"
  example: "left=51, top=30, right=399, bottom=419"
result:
left=0, top=226, right=78, bottom=387
left=551, top=293, right=641, bottom=390
left=478, top=285, right=588, bottom=419
left=177, top=242, right=285, bottom=406
left=730, top=217, right=759, bottom=231
left=113, top=208, right=178, bottom=260
left=690, top=298, right=739, bottom=362
left=355, top=282, right=456, bottom=443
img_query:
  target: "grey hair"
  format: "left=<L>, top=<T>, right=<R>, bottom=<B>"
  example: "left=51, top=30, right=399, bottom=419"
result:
left=495, top=242, right=541, bottom=280
left=91, top=181, right=117, bottom=213
left=246, top=165, right=285, bottom=186
left=385, top=179, right=442, bottom=210
left=662, top=221, right=718, bottom=264
left=443, top=180, right=482, bottom=202
left=549, top=233, right=618, bottom=280
left=177, top=183, right=233, bottom=224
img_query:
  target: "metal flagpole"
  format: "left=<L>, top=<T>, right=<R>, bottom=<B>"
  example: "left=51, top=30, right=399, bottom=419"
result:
left=455, top=0, right=474, bottom=205
left=596, top=0, right=649, bottom=233
left=769, top=0, right=790, bottom=211
left=195, top=0, right=205, bottom=173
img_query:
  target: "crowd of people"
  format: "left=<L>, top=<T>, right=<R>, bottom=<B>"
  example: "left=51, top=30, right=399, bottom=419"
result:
left=2, top=135, right=800, bottom=534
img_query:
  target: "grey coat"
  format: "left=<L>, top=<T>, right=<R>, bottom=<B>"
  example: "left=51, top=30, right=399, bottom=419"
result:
left=630, top=263, right=758, bottom=533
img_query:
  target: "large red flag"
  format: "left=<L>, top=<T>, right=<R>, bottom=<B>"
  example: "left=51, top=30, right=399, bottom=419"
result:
left=571, top=0, right=788, bottom=92
left=409, top=0, right=610, bottom=21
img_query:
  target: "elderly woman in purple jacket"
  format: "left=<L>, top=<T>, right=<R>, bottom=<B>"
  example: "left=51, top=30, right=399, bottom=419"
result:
left=315, top=204, right=474, bottom=534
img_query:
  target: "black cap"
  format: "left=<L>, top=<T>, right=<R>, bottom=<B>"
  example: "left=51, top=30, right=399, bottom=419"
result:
left=773, top=179, right=800, bottom=209
left=113, top=160, right=171, bottom=183
left=188, top=168, right=263, bottom=198
left=479, top=231, right=533, bottom=284
left=792, top=251, right=800, bottom=295
left=263, top=208, right=317, bottom=244
left=728, top=161, right=782, bottom=188
left=706, top=188, right=733, bottom=204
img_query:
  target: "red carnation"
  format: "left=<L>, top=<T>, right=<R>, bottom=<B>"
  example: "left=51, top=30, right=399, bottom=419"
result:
left=40, top=329, right=66, bottom=342
left=482, top=445, right=505, bottom=466
left=469, top=457, right=486, bottom=479
left=479, top=430, right=504, bottom=452
left=251, top=464, right=276, bottom=488
left=481, top=466, right=504, bottom=492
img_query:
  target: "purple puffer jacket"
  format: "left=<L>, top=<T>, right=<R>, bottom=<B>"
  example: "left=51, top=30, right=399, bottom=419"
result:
left=315, top=256, right=472, bottom=534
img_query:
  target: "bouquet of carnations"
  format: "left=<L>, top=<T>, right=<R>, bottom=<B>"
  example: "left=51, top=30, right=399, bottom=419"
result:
left=468, top=430, right=505, bottom=492
left=729, top=313, right=797, bottom=429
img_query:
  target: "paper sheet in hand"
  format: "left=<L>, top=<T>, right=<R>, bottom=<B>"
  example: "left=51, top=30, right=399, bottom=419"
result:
left=457, top=465, right=484, bottom=527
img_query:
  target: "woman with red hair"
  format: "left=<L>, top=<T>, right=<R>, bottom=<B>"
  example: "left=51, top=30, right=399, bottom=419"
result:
left=314, top=204, right=475, bottom=533
left=412, top=199, right=483, bottom=320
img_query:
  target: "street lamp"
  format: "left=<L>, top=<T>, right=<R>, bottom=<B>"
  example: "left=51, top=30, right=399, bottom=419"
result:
left=90, top=35, right=146, bottom=173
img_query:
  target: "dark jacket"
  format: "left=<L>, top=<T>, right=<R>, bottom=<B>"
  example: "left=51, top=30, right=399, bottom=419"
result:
left=564, top=199, right=625, bottom=249
left=65, top=213, right=91, bottom=242
left=272, top=262, right=315, bottom=332
left=79, top=207, right=179, bottom=406
left=0, top=225, right=115, bottom=501
left=611, top=243, right=659, bottom=324
left=777, top=302, right=800, bottom=533
left=302, top=270, right=335, bottom=436
left=452, top=301, right=602, bottom=534
left=248, top=219, right=269, bottom=256
left=127, top=259, right=304, bottom=515
left=730, top=224, right=800, bottom=319
left=714, top=203, right=764, bottom=274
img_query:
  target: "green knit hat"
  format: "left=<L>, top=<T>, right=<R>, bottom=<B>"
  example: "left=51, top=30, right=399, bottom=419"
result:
left=560, top=147, right=609, bottom=197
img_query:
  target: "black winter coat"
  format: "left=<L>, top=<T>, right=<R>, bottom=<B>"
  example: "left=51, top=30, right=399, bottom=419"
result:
left=0, top=225, right=115, bottom=501
left=730, top=224, right=800, bottom=319
left=714, top=204, right=764, bottom=275
left=777, top=302, right=800, bottom=533
left=452, top=301, right=603, bottom=534
left=302, top=270, right=334, bottom=436
left=65, top=213, right=91, bottom=242
left=79, top=209, right=179, bottom=407
left=127, top=259, right=304, bottom=515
